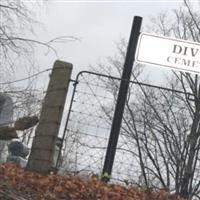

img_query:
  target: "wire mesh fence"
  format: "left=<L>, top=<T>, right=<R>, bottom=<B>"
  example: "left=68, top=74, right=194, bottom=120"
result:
left=1, top=66, right=199, bottom=198
left=60, top=71, right=150, bottom=183
left=60, top=70, right=196, bottom=188
left=61, top=72, right=116, bottom=176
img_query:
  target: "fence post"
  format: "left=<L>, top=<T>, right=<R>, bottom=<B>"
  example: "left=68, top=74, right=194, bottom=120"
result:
left=26, top=60, right=73, bottom=174
left=102, top=16, right=142, bottom=182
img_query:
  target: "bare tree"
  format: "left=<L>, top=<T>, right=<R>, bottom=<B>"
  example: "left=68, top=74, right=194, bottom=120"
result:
left=0, top=0, right=48, bottom=122
left=149, top=1, right=200, bottom=199
left=0, top=0, right=77, bottom=73
left=1, top=0, right=40, bottom=74
left=0, top=1, right=77, bottom=144
left=91, top=1, right=200, bottom=199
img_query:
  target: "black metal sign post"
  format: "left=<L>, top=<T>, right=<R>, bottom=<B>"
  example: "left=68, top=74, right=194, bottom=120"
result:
left=102, top=16, right=143, bottom=182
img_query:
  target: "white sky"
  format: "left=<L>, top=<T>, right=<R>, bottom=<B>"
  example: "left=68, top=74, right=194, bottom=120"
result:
left=33, top=0, right=185, bottom=81
left=26, top=0, right=186, bottom=137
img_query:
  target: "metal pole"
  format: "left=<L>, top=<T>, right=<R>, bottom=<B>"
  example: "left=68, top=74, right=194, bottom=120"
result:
left=102, top=16, right=142, bottom=182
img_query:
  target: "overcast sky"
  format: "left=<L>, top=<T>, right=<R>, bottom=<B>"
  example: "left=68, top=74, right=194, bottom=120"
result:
left=20, top=0, right=198, bottom=136
left=33, top=0, right=186, bottom=82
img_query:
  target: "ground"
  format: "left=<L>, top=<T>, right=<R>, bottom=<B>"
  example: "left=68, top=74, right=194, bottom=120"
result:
left=0, top=163, right=185, bottom=200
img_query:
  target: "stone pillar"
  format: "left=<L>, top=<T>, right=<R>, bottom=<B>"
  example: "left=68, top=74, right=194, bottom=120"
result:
left=26, top=60, right=73, bottom=174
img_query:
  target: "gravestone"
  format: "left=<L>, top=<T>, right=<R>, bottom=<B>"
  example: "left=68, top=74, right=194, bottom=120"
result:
left=0, top=93, right=13, bottom=126
left=0, top=93, right=13, bottom=163
left=7, top=140, right=30, bottom=167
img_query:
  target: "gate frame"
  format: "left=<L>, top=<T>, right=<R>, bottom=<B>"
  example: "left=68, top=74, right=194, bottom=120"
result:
left=55, top=70, right=192, bottom=174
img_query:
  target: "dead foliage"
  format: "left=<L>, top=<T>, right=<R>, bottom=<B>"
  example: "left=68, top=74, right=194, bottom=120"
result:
left=0, top=163, right=185, bottom=200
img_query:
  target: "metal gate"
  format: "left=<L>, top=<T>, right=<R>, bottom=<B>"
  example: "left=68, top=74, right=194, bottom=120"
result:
left=58, top=70, right=190, bottom=184
left=58, top=71, right=141, bottom=183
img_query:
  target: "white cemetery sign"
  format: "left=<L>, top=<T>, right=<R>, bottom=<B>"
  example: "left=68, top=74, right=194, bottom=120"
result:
left=135, top=33, right=200, bottom=74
